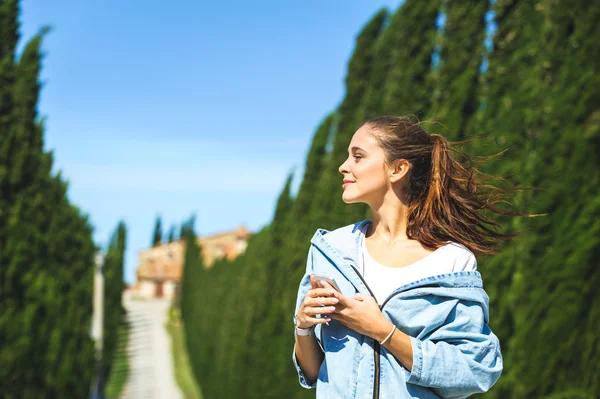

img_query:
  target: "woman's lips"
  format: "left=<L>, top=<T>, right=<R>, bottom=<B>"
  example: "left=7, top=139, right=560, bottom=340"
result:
left=342, top=181, right=354, bottom=188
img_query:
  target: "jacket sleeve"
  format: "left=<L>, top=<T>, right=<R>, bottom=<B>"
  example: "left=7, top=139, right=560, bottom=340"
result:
left=404, top=297, right=503, bottom=399
left=291, top=245, right=323, bottom=389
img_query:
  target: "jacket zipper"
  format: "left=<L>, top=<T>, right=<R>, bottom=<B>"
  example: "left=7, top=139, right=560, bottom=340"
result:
left=348, top=264, right=441, bottom=399
left=348, top=264, right=380, bottom=399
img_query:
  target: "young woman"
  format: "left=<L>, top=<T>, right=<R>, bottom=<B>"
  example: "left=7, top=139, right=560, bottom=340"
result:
left=292, top=116, right=526, bottom=398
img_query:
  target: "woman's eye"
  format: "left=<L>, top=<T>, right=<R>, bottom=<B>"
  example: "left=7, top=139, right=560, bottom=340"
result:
left=353, top=155, right=362, bottom=161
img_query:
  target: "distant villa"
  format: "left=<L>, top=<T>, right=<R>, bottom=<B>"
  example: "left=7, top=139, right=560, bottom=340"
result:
left=132, top=224, right=251, bottom=299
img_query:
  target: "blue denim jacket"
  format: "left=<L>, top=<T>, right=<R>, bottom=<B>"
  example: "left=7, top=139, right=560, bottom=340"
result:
left=292, top=220, right=502, bottom=398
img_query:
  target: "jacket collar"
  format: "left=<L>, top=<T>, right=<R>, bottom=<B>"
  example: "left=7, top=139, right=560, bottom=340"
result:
left=309, top=219, right=485, bottom=294
left=310, top=220, right=371, bottom=294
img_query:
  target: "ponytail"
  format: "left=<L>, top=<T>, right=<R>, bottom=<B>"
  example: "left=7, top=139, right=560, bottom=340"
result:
left=362, top=116, right=544, bottom=255
left=425, top=134, right=450, bottom=211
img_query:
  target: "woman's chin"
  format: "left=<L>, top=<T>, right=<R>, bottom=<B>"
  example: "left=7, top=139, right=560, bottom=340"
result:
left=341, top=192, right=359, bottom=204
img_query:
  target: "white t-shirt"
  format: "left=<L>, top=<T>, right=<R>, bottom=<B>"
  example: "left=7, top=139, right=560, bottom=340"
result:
left=359, top=224, right=477, bottom=304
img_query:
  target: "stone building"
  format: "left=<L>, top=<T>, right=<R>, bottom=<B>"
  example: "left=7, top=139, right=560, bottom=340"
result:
left=135, top=224, right=251, bottom=299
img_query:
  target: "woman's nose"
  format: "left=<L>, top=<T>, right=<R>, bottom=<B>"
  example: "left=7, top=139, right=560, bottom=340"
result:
left=339, top=160, right=348, bottom=174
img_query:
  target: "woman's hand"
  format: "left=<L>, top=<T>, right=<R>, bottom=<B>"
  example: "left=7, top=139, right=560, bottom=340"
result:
left=296, top=274, right=340, bottom=329
left=320, top=280, right=392, bottom=341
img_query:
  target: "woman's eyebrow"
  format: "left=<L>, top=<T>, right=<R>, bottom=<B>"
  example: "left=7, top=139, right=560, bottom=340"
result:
left=349, top=146, right=366, bottom=153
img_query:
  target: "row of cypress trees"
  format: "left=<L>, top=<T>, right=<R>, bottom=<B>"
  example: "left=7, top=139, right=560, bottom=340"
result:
left=181, top=0, right=600, bottom=397
left=151, top=215, right=179, bottom=246
left=0, top=1, right=128, bottom=396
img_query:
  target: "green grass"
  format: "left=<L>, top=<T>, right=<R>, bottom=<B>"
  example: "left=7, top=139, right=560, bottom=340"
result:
left=105, top=320, right=130, bottom=399
left=166, top=307, right=203, bottom=399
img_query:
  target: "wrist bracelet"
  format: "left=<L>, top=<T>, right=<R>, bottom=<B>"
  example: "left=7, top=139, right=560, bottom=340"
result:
left=295, top=325, right=314, bottom=336
left=380, top=325, right=396, bottom=345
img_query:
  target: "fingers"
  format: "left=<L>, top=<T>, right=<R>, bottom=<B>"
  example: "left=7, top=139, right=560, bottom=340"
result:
left=297, top=299, right=333, bottom=327
left=327, top=313, right=348, bottom=325
left=318, top=279, right=335, bottom=291
left=303, top=305, right=337, bottom=316
left=319, top=280, right=350, bottom=307
left=301, top=316, right=331, bottom=325
left=295, top=307, right=331, bottom=328
left=307, top=287, right=337, bottom=298
left=306, top=296, right=339, bottom=307
left=310, top=274, right=319, bottom=289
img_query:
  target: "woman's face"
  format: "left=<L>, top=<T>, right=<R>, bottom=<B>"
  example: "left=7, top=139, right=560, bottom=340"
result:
left=338, top=125, right=391, bottom=205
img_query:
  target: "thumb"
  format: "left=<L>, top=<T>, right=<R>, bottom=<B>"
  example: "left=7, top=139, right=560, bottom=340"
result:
left=310, top=274, right=319, bottom=289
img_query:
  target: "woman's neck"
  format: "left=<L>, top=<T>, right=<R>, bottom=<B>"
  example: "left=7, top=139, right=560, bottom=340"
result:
left=368, top=203, right=411, bottom=245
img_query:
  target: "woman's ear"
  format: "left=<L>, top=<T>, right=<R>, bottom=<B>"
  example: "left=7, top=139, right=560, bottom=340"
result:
left=389, top=159, right=410, bottom=183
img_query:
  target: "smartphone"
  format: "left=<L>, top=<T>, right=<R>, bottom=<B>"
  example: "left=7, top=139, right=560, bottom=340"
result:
left=313, top=275, right=340, bottom=326
left=313, top=275, right=341, bottom=292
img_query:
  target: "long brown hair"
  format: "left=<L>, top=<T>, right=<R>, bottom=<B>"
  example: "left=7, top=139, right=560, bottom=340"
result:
left=362, top=115, right=545, bottom=255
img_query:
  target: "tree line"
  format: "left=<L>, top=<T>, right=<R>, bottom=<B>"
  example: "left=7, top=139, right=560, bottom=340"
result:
left=0, top=1, right=127, bottom=397
left=180, top=0, right=600, bottom=398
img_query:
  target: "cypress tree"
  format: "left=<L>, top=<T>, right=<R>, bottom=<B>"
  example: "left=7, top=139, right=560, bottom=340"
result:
left=217, top=228, right=271, bottom=398
left=99, top=222, right=126, bottom=396
left=460, top=0, right=600, bottom=397
left=180, top=215, right=201, bottom=327
left=466, top=2, right=548, bottom=397
left=284, top=114, right=337, bottom=317
left=41, top=182, right=96, bottom=397
left=427, top=0, right=489, bottom=139
left=245, top=172, right=295, bottom=396
left=269, top=172, right=294, bottom=245
left=0, top=0, right=21, bottom=309
left=179, top=2, right=600, bottom=398
left=311, top=10, right=388, bottom=230
left=0, top=2, right=97, bottom=395
left=167, top=224, right=176, bottom=243
left=292, top=114, right=334, bottom=229
left=179, top=215, right=210, bottom=394
left=356, top=7, right=407, bottom=122
left=337, top=9, right=388, bottom=134
left=381, top=0, right=442, bottom=117
left=151, top=214, right=162, bottom=247
left=0, top=25, right=57, bottom=396
left=0, top=1, right=17, bottom=175
left=219, top=115, right=337, bottom=398
left=482, top=1, right=600, bottom=397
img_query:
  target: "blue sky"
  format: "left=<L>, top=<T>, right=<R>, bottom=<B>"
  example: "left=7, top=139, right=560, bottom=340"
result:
left=19, top=0, right=402, bottom=283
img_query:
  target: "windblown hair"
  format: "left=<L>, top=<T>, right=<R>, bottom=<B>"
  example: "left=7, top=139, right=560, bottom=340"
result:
left=362, top=115, right=543, bottom=255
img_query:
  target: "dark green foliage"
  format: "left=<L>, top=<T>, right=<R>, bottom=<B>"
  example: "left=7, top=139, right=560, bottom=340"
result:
left=180, top=215, right=201, bottom=328
left=427, top=0, right=489, bottom=139
left=460, top=7, right=549, bottom=395
left=152, top=214, right=163, bottom=247
left=312, top=10, right=387, bottom=230
left=167, top=224, right=177, bottom=243
left=180, top=0, right=600, bottom=397
left=381, top=0, right=442, bottom=117
left=100, top=222, right=126, bottom=396
left=0, top=1, right=98, bottom=396
left=245, top=173, right=297, bottom=397
left=180, top=215, right=209, bottom=393
left=475, top=1, right=600, bottom=397
left=357, top=7, right=409, bottom=122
